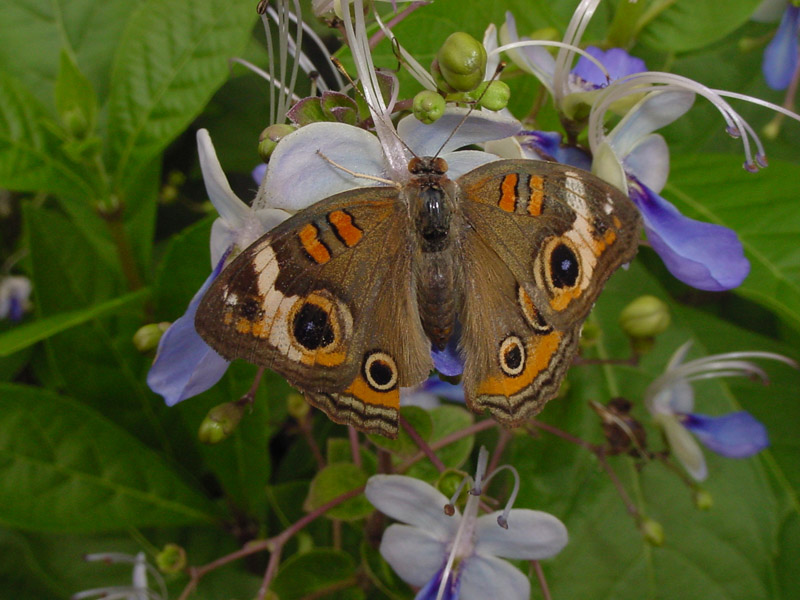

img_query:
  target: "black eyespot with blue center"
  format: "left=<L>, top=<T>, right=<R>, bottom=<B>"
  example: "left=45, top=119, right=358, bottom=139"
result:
left=549, top=243, right=579, bottom=288
left=293, top=303, right=334, bottom=350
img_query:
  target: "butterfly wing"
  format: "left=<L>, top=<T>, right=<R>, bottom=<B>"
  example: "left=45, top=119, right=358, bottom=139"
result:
left=455, top=159, right=641, bottom=426
left=196, top=187, right=433, bottom=437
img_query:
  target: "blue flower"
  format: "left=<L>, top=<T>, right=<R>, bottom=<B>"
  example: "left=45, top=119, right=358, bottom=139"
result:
left=762, top=3, right=800, bottom=90
left=571, top=46, right=647, bottom=90
left=592, top=89, right=751, bottom=290
left=645, top=341, right=795, bottom=481
left=0, top=275, right=32, bottom=322
left=365, top=447, right=567, bottom=600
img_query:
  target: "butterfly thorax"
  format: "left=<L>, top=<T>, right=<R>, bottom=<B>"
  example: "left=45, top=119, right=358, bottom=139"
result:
left=408, top=156, right=459, bottom=350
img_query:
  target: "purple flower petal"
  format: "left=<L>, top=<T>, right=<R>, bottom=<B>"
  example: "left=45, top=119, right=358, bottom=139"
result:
left=572, top=47, right=646, bottom=88
left=519, top=131, right=592, bottom=170
left=683, top=411, right=769, bottom=458
left=431, top=326, right=464, bottom=377
left=421, top=378, right=465, bottom=403
left=629, top=178, right=750, bottom=291
left=763, top=6, right=800, bottom=90
left=414, top=565, right=460, bottom=600
left=147, top=255, right=230, bottom=406
left=252, top=163, right=267, bottom=185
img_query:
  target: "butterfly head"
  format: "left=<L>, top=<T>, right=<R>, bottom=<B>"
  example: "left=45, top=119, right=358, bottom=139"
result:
left=408, top=156, right=449, bottom=177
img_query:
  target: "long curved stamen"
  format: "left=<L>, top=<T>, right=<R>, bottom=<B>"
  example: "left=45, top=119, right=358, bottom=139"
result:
left=554, top=0, right=602, bottom=102
left=480, top=463, right=521, bottom=529
left=445, top=474, right=472, bottom=515
left=472, top=446, right=489, bottom=494
left=437, top=486, right=481, bottom=600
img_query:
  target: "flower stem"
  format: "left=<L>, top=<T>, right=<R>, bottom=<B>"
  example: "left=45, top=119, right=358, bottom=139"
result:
left=400, top=414, right=446, bottom=472
left=348, top=425, right=363, bottom=468
left=532, top=560, right=552, bottom=600
left=396, top=419, right=497, bottom=472
left=176, top=485, right=365, bottom=600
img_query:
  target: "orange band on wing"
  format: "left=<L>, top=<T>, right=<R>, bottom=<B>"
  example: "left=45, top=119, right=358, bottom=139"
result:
left=528, top=175, right=544, bottom=216
left=299, top=223, right=331, bottom=264
left=499, top=174, right=518, bottom=212
left=477, top=332, right=563, bottom=396
left=345, top=375, right=400, bottom=409
left=328, top=210, right=363, bottom=247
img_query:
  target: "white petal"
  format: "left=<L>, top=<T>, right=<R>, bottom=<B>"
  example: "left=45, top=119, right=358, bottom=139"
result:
left=365, top=475, right=459, bottom=539
left=483, top=23, right=500, bottom=76
left=474, top=509, right=568, bottom=560
left=606, top=90, right=695, bottom=161
left=592, top=141, right=628, bottom=194
left=484, top=135, right=526, bottom=160
left=379, top=524, right=446, bottom=587
left=459, top=553, right=530, bottom=600
left=397, top=108, right=521, bottom=157
left=264, top=122, right=390, bottom=210
left=623, top=134, right=669, bottom=193
left=445, top=150, right=503, bottom=179
left=657, top=414, right=708, bottom=481
left=197, top=129, right=249, bottom=228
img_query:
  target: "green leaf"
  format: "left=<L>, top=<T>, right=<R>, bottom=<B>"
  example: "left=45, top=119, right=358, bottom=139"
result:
left=107, top=0, right=256, bottom=191
left=0, top=70, right=97, bottom=202
left=272, top=549, right=362, bottom=600
left=0, top=0, right=139, bottom=108
left=638, top=0, right=762, bottom=52
left=0, top=288, right=149, bottom=357
left=666, top=155, right=800, bottom=333
left=304, top=463, right=371, bottom=521
left=0, top=384, right=219, bottom=532
left=55, top=49, right=97, bottom=138
left=407, top=404, right=475, bottom=482
left=368, top=405, right=432, bottom=457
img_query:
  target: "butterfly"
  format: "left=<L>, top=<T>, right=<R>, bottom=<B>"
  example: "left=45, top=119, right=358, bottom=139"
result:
left=195, top=155, right=641, bottom=438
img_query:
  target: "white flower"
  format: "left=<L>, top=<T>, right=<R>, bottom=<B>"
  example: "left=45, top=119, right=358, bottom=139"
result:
left=72, top=552, right=165, bottom=600
left=365, top=447, right=567, bottom=600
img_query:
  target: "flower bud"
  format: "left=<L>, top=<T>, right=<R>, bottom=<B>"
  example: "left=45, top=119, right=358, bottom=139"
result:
left=133, top=322, right=169, bottom=352
left=198, top=401, right=246, bottom=444
left=258, top=123, right=296, bottom=162
left=694, top=489, right=713, bottom=510
left=473, top=81, right=511, bottom=111
left=620, top=295, right=670, bottom=339
left=579, top=320, right=602, bottom=350
left=640, top=517, right=664, bottom=546
left=413, top=90, right=446, bottom=124
left=62, top=107, right=90, bottom=139
left=287, top=392, right=310, bottom=421
left=435, top=32, right=487, bottom=92
left=156, top=543, right=186, bottom=574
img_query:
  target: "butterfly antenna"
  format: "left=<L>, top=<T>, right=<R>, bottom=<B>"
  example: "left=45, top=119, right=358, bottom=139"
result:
left=433, top=61, right=506, bottom=159
left=330, top=56, right=419, bottom=159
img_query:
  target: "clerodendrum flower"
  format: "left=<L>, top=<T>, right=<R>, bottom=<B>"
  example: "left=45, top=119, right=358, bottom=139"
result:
left=365, top=447, right=568, bottom=600
left=498, top=0, right=800, bottom=292
left=0, top=275, right=32, bottom=322
left=72, top=552, right=165, bottom=600
left=645, top=341, right=796, bottom=481
left=755, top=0, right=800, bottom=90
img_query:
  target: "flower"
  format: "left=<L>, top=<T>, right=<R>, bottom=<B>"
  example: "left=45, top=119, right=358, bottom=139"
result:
left=0, top=275, right=32, bottom=322
left=592, top=89, right=751, bottom=290
left=365, top=447, right=568, bottom=600
left=72, top=552, right=165, bottom=600
left=645, top=341, right=796, bottom=481
left=758, top=1, right=800, bottom=90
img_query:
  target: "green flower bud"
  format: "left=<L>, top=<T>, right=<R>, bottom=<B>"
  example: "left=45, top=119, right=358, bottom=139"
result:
left=640, top=517, right=665, bottom=546
left=413, top=90, right=446, bottom=124
left=694, top=489, right=713, bottom=510
left=258, top=123, right=297, bottom=162
left=198, top=401, right=246, bottom=444
left=579, top=320, right=602, bottom=350
left=287, top=392, right=310, bottom=421
left=156, top=543, right=187, bottom=574
left=133, top=322, right=170, bottom=353
left=435, top=32, right=487, bottom=92
left=63, top=107, right=90, bottom=139
left=619, top=295, right=670, bottom=339
left=474, top=81, right=510, bottom=111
